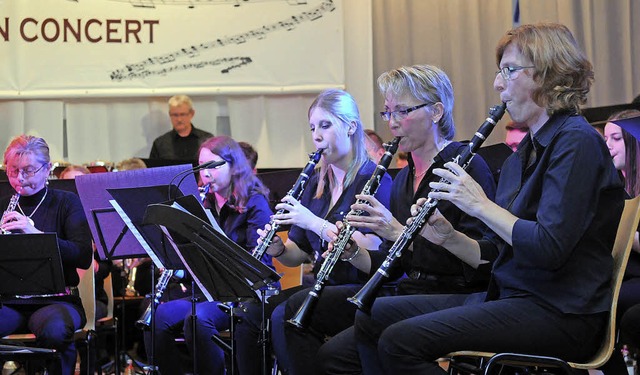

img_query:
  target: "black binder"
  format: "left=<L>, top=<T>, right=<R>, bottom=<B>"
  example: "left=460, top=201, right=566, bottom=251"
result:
left=0, top=233, right=66, bottom=298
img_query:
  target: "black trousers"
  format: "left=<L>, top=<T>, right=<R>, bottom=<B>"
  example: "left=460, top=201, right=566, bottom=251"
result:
left=272, top=284, right=363, bottom=375
left=318, top=293, right=607, bottom=375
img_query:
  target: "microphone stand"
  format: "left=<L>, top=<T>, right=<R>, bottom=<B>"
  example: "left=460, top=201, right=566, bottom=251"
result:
left=190, top=279, right=199, bottom=375
left=160, top=162, right=222, bottom=375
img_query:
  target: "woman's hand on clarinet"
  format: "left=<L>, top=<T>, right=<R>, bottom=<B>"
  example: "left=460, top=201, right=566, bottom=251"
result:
left=427, top=162, right=489, bottom=218
left=322, top=221, right=360, bottom=261
left=346, top=194, right=403, bottom=241
left=257, top=223, right=285, bottom=256
left=273, top=195, right=317, bottom=230
left=408, top=200, right=454, bottom=246
left=1, top=211, right=41, bottom=234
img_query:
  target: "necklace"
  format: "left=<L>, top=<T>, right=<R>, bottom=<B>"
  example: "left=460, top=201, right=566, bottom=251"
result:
left=415, top=168, right=429, bottom=180
left=413, top=140, right=451, bottom=183
left=18, top=187, right=48, bottom=226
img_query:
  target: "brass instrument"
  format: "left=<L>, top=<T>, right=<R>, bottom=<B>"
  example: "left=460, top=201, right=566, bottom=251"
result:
left=136, top=269, right=174, bottom=329
left=1, top=193, right=20, bottom=234
left=252, top=148, right=324, bottom=261
left=125, top=260, right=139, bottom=297
left=348, top=103, right=507, bottom=313
left=288, top=137, right=401, bottom=329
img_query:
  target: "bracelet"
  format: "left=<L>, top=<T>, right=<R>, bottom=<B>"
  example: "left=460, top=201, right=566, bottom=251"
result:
left=319, top=219, right=329, bottom=240
left=341, top=245, right=361, bottom=262
left=272, top=246, right=286, bottom=258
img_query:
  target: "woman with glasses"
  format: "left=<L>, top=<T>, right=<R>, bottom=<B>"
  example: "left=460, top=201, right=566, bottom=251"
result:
left=144, top=135, right=273, bottom=375
left=310, top=65, right=496, bottom=375
left=233, top=88, right=393, bottom=375
left=0, top=135, right=93, bottom=375
left=320, top=23, right=624, bottom=375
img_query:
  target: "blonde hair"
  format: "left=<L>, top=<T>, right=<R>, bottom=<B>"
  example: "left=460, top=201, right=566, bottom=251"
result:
left=59, top=165, right=91, bottom=179
left=377, top=65, right=455, bottom=140
left=4, top=135, right=51, bottom=166
left=308, top=89, right=369, bottom=199
left=116, top=158, right=147, bottom=171
left=168, top=94, right=194, bottom=111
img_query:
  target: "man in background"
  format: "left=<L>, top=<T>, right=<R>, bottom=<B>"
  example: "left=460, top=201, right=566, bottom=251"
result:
left=364, top=129, right=385, bottom=163
left=149, top=95, right=213, bottom=161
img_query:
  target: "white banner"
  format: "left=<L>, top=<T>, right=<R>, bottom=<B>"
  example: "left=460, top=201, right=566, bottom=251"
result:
left=0, top=0, right=344, bottom=98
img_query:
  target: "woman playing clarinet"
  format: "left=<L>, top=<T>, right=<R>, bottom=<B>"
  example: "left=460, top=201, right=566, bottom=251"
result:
left=0, top=135, right=93, bottom=375
left=235, top=88, right=393, bottom=375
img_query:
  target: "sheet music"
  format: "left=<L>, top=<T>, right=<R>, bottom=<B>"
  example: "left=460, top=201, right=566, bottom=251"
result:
left=157, top=224, right=215, bottom=302
left=170, top=196, right=228, bottom=238
left=110, top=199, right=166, bottom=269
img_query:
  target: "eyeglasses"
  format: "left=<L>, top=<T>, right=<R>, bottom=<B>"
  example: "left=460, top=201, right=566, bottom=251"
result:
left=380, top=103, right=432, bottom=122
left=6, top=163, right=48, bottom=178
left=169, top=112, right=192, bottom=118
left=496, top=66, right=535, bottom=81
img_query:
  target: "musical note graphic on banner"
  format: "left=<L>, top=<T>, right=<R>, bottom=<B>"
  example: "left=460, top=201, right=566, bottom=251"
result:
left=103, top=0, right=310, bottom=9
left=108, top=0, right=335, bottom=81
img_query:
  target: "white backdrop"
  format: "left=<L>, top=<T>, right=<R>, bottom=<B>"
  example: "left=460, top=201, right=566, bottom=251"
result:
left=0, top=0, right=357, bottom=167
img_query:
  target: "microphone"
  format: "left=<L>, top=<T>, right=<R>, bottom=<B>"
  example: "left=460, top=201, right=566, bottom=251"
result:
left=193, top=160, right=226, bottom=171
left=167, top=160, right=226, bottom=202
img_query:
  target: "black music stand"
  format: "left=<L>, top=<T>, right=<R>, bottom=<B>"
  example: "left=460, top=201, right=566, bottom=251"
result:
left=107, top=185, right=211, bottom=375
left=143, top=198, right=281, bottom=375
left=0, top=234, right=66, bottom=374
left=75, top=165, right=198, bottom=375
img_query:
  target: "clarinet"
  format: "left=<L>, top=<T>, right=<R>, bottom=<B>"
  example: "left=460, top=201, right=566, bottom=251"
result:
left=349, top=103, right=507, bottom=314
left=136, top=269, right=175, bottom=329
left=1, top=193, right=20, bottom=234
left=287, top=137, right=401, bottom=329
left=137, top=185, right=210, bottom=329
left=252, top=148, right=324, bottom=261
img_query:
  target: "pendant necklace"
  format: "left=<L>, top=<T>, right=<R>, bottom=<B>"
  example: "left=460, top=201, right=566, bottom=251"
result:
left=18, top=188, right=48, bottom=226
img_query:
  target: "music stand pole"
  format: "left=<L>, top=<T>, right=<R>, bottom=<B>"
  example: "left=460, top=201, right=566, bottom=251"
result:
left=260, top=289, right=268, bottom=375
left=191, top=279, right=198, bottom=375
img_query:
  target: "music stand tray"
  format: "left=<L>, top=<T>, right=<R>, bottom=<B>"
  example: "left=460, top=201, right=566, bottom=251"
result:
left=0, top=234, right=66, bottom=299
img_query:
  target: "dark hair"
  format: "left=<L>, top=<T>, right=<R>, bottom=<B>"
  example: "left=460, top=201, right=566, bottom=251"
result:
left=608, top=109, right=640, bottom=197
left=496, top=23, right=593, bottom=115
left=238, top=141, right=258, bottom=170
left=198, top=136, right=269, bottom=212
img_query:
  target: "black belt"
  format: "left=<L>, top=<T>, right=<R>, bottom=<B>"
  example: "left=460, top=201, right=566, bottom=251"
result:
left=407, top=270, right=466, bottom=285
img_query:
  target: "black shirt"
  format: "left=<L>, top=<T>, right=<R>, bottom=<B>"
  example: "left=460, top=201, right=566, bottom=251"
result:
left=369, top=142, right=497, bottom=294
left=149, top=125, right=213, bottom=161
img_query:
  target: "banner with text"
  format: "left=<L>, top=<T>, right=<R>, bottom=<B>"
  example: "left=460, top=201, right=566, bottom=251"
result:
left=0, top=0, right=344, bottom=98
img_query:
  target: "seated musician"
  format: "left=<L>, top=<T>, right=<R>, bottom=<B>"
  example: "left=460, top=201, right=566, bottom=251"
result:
left=0, top=135, right=93, bottom=375
left=275, top=65, right=497, bottom=375
left=144, top=136, right=273, bottom=375
left=235, top=88, right=393, bottom=375
left=320, top=22, right=624, bottom=374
